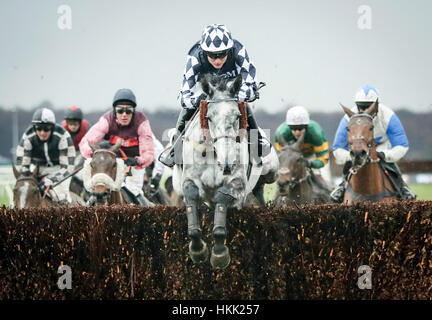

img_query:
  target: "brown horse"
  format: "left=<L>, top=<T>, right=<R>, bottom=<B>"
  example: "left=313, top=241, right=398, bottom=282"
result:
left=341, top=101, right=396, bottom=204
left=83, top=140, right=128, bottom=205
left=13, top=166, right=50, bottom=209
left=274, top=133, right=330, bottom=205
left=83, top=140, right=152, bottom=206
left=13, top=165, right=84, bottom=209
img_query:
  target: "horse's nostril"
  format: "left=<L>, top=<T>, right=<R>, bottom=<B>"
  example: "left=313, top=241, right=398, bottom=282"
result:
left=361, top=150, right=367, bottom=156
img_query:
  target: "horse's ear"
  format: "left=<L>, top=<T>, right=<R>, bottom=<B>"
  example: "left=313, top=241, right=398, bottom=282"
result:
left=32, top=165, right=39, bottom=178
left=200, top=74, right=213, bottom=98
left=340, top=103, right=355, bottom=117
left=13, top=165, right=20, bottom=179
left=109, top=139, right=123, bottom=153
left=230, top=75, right=242, bottom=97
left=365, top=99, right=378, bottom=116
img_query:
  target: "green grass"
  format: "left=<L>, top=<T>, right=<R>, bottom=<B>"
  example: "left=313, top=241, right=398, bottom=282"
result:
left=264, top=183, right=432, bottom=202
left=409, top=184, right=432, bottom=200
left=2, top=182, right=431, bottom=207
left=0, top=184, right=14, bottom=207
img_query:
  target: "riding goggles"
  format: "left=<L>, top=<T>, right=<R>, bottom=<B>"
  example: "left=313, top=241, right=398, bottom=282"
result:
left=66, top=119, right=80, bottom=126
left=356, top=102, right=375, bottom=111
left=115, top=106, right=135, bottom=115
left=206, top=50, right=229, bottom=59
left=290, top=125, right=308, bottom=131
left=34, top=125, right=53, bottom=132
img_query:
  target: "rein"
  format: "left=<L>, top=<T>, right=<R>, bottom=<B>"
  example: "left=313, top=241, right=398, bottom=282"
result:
left=278, top=167, right=311, bottom=191
left=93, top=149, right=118, bottom=157
left=15, top=174, right=54, bottom=202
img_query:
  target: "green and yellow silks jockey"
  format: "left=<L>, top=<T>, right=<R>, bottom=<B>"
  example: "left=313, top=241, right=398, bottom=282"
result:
left=274, top=106, right=333, bottom=186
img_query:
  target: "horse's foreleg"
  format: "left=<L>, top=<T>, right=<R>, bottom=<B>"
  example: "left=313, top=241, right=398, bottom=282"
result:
left=183, top=181, right=208, bottom=263
left=211, top=186, right=235, bottom=269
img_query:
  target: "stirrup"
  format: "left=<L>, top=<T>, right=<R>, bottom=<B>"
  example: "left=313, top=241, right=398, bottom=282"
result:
left=159, top=148, right=175, bottom=168
left=330, top=187, right=345, bottom=203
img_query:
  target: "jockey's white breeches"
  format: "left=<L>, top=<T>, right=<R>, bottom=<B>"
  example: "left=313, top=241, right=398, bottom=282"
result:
left=122, top=166, right=145, bottom=197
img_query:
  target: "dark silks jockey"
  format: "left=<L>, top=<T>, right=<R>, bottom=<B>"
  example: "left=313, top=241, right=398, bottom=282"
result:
left=160, top=23, right=271, bottom=167
left=15, top=108, right=76, bottom=204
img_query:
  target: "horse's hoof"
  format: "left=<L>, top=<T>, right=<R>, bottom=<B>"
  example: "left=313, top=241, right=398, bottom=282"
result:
left=188, top=240, right=209, bottom=264
left=210, top=246, right=231, bottom=270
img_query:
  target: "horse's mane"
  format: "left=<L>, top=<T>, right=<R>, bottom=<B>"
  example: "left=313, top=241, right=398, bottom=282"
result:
left=97, top=140, right=113, bottom=149
left=199, top=73, right=231, bottom=93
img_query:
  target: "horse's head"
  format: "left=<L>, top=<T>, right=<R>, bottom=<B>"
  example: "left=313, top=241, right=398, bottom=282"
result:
left=277, top=132, right=308, bottom=192
left=84, top=140, right=126, bottom=200
left=341, top=101, right=377, bottom=167
left=13, top=165, right=42, bottom=209
left=199, top=74, right=247, bottom=175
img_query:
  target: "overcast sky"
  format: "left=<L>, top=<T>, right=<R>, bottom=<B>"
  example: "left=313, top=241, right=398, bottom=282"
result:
left=1, top=0, right=431, bottom=114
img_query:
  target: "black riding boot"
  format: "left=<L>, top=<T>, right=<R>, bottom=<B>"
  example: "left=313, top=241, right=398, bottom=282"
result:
left=159, top=108, right=196, bottom=167
left=330, top=161, right=352, bottom=203
left=246, top=105, right=271, bottom=164
left=135, top=193, right=149, bottom=206
left=330, top=180, right=346, bottom=203
left=383, top=162, right=416, bottom=200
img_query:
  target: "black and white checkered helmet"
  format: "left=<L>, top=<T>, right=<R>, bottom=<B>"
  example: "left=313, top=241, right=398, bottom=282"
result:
left=200, top=24, right=234, bottom=52
left=32, top=107, right=56, bottom=125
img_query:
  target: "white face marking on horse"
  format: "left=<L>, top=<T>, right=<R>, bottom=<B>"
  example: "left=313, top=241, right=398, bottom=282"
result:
left=356, top=119, right=362, bottom=125
left=19, top=182, right=29, bottom=209
left=100, top=155, right=105, bottom=161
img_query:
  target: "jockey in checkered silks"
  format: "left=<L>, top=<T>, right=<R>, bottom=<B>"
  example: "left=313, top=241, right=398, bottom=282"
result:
left=330, top=85, right=416, bottom=202
left=15, top=108, right=76, bottom=204
left=79, top=88, right=154, bottom=205
left=159, top=23, right=271, bottom=167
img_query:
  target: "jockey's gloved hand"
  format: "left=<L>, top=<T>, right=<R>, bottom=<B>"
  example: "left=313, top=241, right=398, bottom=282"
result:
left=301, top=158, right=314, bottom=168
left=193, top=93, right=208, bottom=109
left=377, top=152, right=386, bottom=161
left=343, top=160, right=353, bottom=176
left=43, top=177, right=53, bottom=187
left=150, top=173, right=162, bottom=190
left=125, top=157, right=140, bottom=167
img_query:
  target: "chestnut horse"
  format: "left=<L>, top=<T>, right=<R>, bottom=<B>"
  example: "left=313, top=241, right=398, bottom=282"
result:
left=341, top=101, right=397, bottom=204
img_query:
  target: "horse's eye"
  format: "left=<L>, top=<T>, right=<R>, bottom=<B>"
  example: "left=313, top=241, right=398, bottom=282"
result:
left=90, top=162, right=94, bottom=168
left=370, top=125, right=374, bottom=131
left=346, top=128, right=350, bottom=132
left=113, top=161, right=117, bottom=167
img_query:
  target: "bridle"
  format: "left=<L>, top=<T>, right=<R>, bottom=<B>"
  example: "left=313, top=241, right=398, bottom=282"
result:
left=86, top=148, right=124, bottom=206
left=278, top=163, right=311, bottom=191
left=348, top=113, right=379, bottom=175
left=199, top=98, right=248, bottom=144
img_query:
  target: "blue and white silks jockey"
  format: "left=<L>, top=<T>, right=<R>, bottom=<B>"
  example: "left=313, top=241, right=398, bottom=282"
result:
left=330, top=85, right=416, bottom=202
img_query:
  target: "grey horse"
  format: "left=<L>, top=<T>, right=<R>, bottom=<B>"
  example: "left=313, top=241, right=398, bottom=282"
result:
left=172, top=74, right=278, bottom=269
